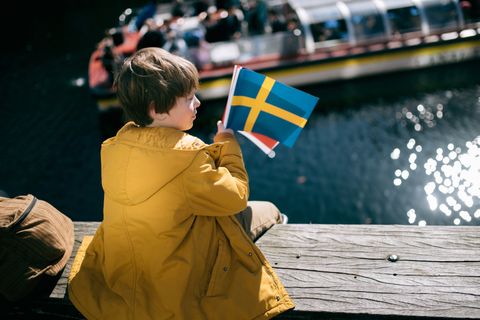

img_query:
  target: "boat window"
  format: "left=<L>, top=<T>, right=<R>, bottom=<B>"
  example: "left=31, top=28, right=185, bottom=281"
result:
left=308, top=6, right=349, bottom=44
left=387, top=6, right=422, bottom=35
left=346, top=1, right=387, bottom=42
left=421, top=0, right=460, bottom=31
left=310, top=20, right=348, bottom=43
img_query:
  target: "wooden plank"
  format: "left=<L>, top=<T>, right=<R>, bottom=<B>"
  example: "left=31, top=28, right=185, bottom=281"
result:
left=8, top=222, right=480, bottom=319
left=50, top=222, right=100, bottom=299
left=256, top=224, right=480, bottom=319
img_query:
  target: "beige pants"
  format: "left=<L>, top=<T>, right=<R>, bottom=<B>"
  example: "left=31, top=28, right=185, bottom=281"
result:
left=235, top=201, right=282, bottom=242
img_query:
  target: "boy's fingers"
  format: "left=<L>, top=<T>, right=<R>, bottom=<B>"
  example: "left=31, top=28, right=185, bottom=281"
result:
left=216, top=120, right=234, bottom=135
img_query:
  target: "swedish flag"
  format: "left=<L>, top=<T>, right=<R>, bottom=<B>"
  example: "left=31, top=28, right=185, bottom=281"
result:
left=226, top=67, right=318, bottom=149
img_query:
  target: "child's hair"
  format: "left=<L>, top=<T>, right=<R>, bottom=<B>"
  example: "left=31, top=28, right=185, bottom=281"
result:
left=114, top=47, right=199, bottom=126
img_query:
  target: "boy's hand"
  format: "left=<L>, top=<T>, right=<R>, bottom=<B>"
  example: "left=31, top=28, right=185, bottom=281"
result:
left=216, top=120, right=234, bottom=136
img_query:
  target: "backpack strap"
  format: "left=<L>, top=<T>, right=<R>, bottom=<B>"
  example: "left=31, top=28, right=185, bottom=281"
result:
left=9, top=196, right=37, bottom=230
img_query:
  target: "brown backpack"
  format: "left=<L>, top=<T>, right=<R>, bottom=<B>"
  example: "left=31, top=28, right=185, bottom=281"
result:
left=0, top=194, right=74, bottom=301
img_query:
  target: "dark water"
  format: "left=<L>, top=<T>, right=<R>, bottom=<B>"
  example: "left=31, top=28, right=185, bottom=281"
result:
left=1, top=2, right=479, bottom=225
left=192, top=61, right=480, bottom=225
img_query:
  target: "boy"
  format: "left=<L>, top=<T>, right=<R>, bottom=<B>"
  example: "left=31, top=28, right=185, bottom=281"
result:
left=68, top=47, right=294, bottom=319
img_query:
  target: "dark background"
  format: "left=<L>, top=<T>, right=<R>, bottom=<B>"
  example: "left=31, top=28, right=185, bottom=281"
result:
left=1, top=1, right=151, bottom=220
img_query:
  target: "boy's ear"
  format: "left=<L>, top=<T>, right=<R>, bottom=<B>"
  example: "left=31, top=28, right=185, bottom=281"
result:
left=148, top=102, right=167, bottom=121
left=148, top=102, right=157, bottom=120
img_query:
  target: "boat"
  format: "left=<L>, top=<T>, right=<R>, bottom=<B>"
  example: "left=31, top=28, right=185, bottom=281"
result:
left=89, top=0, right=480, bottom=111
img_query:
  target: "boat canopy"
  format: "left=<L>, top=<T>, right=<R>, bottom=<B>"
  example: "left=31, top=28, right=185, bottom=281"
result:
left=288, top=0, right=466, bottom=49
left=113, top=0, right=474, bottom=69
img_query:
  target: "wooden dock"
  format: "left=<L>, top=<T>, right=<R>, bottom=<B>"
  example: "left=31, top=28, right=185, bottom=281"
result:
left=260, top=224, right=480, bottom=319
left=4, top=222, right=480, bottom=319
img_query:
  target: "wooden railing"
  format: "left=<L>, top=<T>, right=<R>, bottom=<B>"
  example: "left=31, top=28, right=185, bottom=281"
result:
left=4, top=222, right=480, bottom=319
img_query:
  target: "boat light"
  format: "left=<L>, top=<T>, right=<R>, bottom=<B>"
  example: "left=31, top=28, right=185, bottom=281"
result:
left=350, top=47, right=366, bottom=55
left=424, top=35, right=439, bottom=43
left=405, top=38, right=422, bottom=46
left=330, top=50, right=349, bottom=57
left=387, top=41, right=402, bottom=49
left=440, top=32, right=458, bottom=41
left=368, top=44, right=385, bottom=51
left=459, top=29, right=476, bottom=38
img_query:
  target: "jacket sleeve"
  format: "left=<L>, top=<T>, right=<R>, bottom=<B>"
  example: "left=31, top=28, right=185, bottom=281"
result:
left=183, top=133, right=249, bottom=216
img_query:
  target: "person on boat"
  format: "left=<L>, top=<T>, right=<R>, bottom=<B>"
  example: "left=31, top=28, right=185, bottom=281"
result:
left=136, top=18, right=167, bottom=51
left=201, top=5, right=242, bottom=43
left=246, top=0, right=268, bottom=35
left=192, top=0, right=211, bottom=16
left=278, top=16, right=302, bottom=58
left=171, top=0, right=187, bottom=18
left=68, top=47, right=294, bottom=319
left=268, top=9, right=287, bottom=33
left=132, top=0, right=159, bottom=31
left=224, top=3, right=244, bottom=39
left=99, top=34, right=123, bottom=87
left=101, top=43, right=116, bottom=84
left=201, top=11, right=221, bottom=42
left=215, top=0, right=240, bottom=10
left=162, top=19, right=189, bottom=57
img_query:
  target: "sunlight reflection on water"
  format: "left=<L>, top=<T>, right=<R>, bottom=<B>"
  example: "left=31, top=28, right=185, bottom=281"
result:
left=391, top=91, right=480, bottom=226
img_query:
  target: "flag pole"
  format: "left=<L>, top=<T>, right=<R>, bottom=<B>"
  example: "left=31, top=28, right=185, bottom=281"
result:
left=223, top=65, right=241, bottom=127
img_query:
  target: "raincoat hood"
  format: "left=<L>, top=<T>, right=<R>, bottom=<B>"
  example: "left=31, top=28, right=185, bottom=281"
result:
left=101, top=122, right=205, bottom=206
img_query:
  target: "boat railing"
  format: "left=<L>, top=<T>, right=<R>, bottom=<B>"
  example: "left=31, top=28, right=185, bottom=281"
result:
left=312, top=26, right=478, bottom=59
left=193, top=31, right=305, bottom=69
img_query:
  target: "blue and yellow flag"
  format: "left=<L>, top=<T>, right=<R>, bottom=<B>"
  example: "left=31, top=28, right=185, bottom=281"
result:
left=224, top=65, right=319, bottom=157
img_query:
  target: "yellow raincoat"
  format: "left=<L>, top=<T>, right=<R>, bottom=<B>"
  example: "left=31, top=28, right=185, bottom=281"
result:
left=68, top=122, right=294, bottom=319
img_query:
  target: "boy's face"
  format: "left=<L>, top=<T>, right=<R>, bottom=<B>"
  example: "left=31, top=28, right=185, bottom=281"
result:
left=167, top=90, right=201, bottom=131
